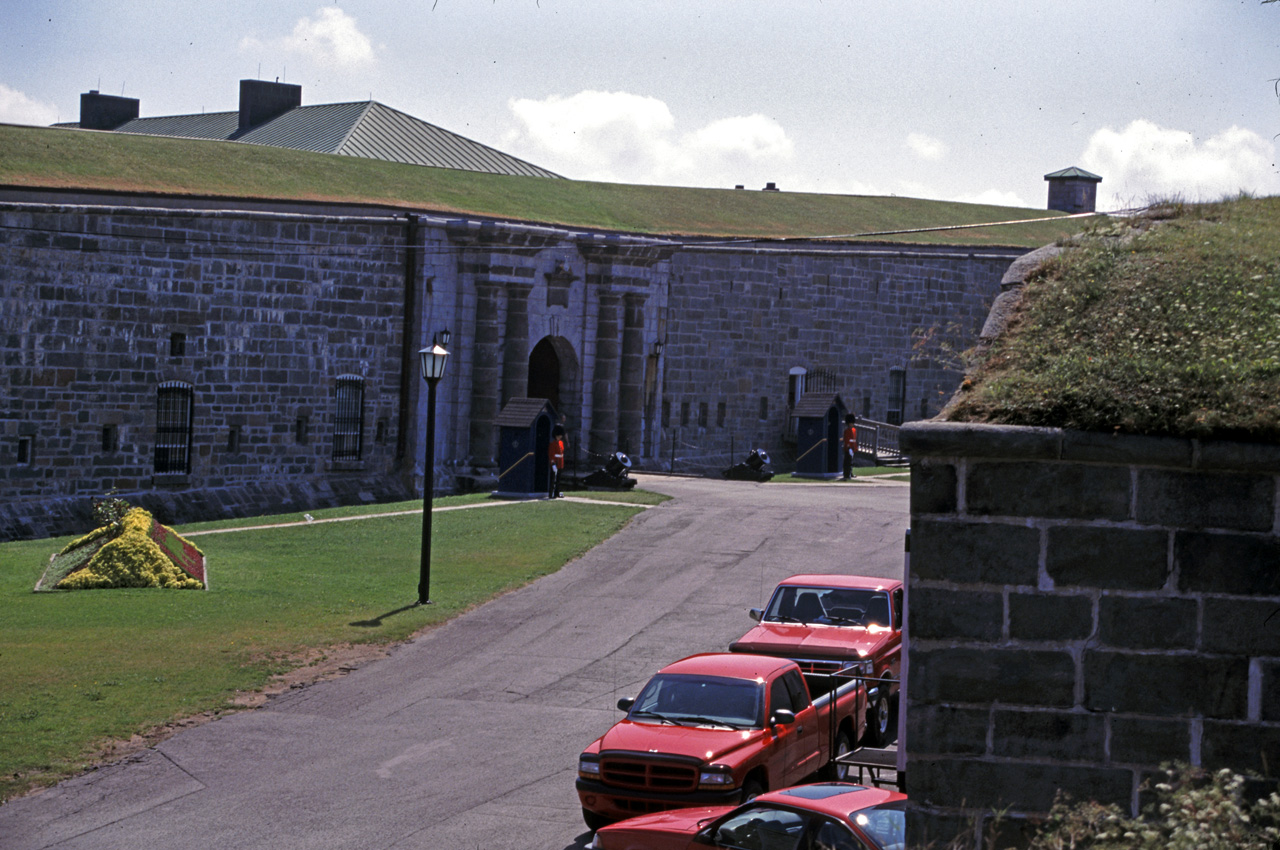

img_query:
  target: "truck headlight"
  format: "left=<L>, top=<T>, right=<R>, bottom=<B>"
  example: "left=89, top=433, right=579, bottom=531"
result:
left=579, top=755, right=601, bottom=779
left=699, top=767, right=734, bottom=788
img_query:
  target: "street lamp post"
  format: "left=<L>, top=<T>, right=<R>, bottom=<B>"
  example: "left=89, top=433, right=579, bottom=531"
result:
left=417, top=342, right=450, bottom=605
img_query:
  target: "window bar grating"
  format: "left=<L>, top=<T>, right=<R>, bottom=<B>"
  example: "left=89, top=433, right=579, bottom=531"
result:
left=155, top=382, right=193, bottom=473
left=333, top=376, right=365, bottom=461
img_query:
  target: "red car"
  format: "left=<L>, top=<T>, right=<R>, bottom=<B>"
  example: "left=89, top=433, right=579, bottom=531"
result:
left=589, top=782, right=906, bottom=850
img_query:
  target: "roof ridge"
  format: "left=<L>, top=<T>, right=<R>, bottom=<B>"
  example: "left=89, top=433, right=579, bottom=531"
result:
left=333, top=101, right=377, bottom=154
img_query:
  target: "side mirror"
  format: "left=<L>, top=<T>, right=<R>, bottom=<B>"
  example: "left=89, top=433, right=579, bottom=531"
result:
left=748, top=608, right=763, bottom=622
left=617, top=697, right=635, bottom=712
left=770, top=708, right=796, bottom=727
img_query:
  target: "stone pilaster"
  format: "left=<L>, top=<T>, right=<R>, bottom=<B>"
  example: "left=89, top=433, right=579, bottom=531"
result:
left=589, top=293, right=621, bottom=458
left=617, top=293, right=647, bottom=456
left=468, top=282, right=502, bottom=465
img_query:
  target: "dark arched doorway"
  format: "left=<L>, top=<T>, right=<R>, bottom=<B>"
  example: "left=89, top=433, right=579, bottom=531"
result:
left=528, top=338, right=562, bottom=412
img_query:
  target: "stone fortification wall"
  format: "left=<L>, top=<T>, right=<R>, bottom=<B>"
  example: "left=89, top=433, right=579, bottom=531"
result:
left=900, top=420, right=1280, bottom=846
left=660, top=246, right=1018, bottom=470
left=0, top=204, right=414, bottom=539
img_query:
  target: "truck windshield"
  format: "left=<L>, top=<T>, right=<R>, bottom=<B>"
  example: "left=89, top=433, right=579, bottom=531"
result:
left=630, top=674, right=764, bottom=729
left=764, top=586, right=893, bottom=628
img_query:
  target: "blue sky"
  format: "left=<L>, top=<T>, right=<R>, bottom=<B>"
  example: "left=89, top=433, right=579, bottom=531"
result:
left=3, top=1, right=1278, bottom=211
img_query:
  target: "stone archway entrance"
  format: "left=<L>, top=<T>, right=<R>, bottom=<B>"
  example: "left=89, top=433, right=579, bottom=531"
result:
left=527, top=336, right=580, bottom=438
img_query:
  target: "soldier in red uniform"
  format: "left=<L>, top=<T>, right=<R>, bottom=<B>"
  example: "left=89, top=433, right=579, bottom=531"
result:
left=842, top=413, right=858, bottom=480
left=548, top=424, right=567, bottom=498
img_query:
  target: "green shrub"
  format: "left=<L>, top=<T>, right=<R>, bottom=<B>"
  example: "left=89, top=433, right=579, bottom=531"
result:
left=1027, top=764, right=1280, bottom=850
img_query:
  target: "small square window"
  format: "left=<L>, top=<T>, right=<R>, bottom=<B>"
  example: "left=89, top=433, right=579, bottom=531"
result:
left=375, top=418, right=387, bottom=445
left=661, top=399, right=671, bottom=426
left=227, top=425, right=241, bottom=453
left=102, top=425, right=118, bottom=453
left=170, top=332, right=186, bottom=357
left=17, top=436, right=33, bottom=465
left=759, top=396, right=769, bottom=421
left=680, top=401, right=690, bottom=427
left=296, top=415, right=310, bottom=445
left=698, top=402, right=708, bottom=429
left=717, top=402, right=726, bottom=428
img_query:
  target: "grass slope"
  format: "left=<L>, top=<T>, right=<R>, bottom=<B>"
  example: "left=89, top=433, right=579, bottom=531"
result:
left=945, top=196, right=1280, bottom=441
left=0, top=123, right=1084, bottom=247
left=0, top=493, right=662, bottom=801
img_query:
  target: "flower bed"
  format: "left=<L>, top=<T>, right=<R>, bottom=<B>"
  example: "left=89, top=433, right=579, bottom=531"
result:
left=39, top=508, right=206, bottom=591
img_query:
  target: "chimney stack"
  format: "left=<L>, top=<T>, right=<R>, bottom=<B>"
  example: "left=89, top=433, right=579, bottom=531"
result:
left=238, top=79, right=302, bottom=132
left=79, top=90, right=139, bottom=131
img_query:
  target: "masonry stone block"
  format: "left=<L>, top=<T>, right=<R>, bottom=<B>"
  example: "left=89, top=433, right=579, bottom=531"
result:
left=910, top=519, right=1040, bottom=585
left=908, top=757, right=1132, bottom=813
left=1085, top=651, right=1247, bottom=718
left=1136, top=469, right=1275, bottom=531
left=1009, top=592, right=1094, bottom=641
left=910, top=460, right=956, bottom=515
left=1201, top=598, right=1280, bottom=656
left=899, top=421, right=1062, bottom=459
left=1045, top=526, right=1170, bottom=590
left=905, top=704, right=989, bottom=755
left=1201, top=721, right=1280, bottom=777
left=1109, top=716, right=1192, bottom=766
left=1061, top=430, right=1192, bottom=467
left=992, top=709, right=1106, bottom=761
left=910, top=586, right=1003, bottom=641
left=910, top=647, right=1076, bottom=707
left=1176, top=531, right=1280, bottom=596
left=1098, top=596, right=1197, bottom=650
left=1260, top=661, right=1280, bottom=722
left=968, top=462, right=1130, bottom=520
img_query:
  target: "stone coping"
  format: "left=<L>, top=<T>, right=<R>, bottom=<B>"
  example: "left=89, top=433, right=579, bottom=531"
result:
left=901, top=420, right=1280, bottom=473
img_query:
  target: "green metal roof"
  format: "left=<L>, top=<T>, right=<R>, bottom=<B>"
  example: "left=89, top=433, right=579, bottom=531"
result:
left=1044, top=166, right=1102, bottom=182
left=58, top=100, right=561, bottom=179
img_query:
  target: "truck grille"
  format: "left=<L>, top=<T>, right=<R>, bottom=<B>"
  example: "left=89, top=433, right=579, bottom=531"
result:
left=600, top=755, right=699, bottom=792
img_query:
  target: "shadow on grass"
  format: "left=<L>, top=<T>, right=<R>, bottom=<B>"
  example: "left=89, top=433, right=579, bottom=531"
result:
left=350, top=603, right=422, bottom=628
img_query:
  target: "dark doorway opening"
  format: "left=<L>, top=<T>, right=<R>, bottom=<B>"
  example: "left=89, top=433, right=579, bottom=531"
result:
left=528, top=338, right=562, bottom=412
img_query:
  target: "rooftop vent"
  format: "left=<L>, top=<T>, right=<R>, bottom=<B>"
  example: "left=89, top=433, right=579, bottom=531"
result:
left=1044, top=166, right=1102, bottom=214
left=763, top=182, right=780, bottom=192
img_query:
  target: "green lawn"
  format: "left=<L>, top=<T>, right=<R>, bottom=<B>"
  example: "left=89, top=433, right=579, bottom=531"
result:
left=0, top=491, right=665, bottom=801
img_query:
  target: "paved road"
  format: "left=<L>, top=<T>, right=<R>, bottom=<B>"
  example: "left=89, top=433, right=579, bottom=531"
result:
left=0, top=474, right=908, bottom=850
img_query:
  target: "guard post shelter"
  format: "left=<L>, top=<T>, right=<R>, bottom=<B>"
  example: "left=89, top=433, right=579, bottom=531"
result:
left=494, top=398, right=558, bottom=498
left=791, top=393, right=847, bottom=479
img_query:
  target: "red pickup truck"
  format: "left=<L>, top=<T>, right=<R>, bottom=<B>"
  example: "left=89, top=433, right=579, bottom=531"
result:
left=730, top=574, right=904, bottom=747
left=576, top=653, right=866, bottom=831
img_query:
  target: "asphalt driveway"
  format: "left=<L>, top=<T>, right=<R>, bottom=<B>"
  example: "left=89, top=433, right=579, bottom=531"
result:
left=0, top=474, right=909, bottom=850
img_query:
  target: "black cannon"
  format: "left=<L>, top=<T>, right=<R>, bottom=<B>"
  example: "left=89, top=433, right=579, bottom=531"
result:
left=723, top=448, right=774, bottom=482
left=583, top=451, right=638, bottom=490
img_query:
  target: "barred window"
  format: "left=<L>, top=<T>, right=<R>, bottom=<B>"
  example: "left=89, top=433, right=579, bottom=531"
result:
left=333, top=376, right=365, bottom=461
left=155, top=382, right=194, bottom=474
left=887, top=368, right=906, bottom=426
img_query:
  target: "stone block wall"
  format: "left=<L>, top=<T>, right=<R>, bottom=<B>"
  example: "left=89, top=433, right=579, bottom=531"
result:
left=0, top=204, right=413, bottom=539
left=662, top=246, right=1019, bottom=469
left=900, top=420, right=1280, bottom=845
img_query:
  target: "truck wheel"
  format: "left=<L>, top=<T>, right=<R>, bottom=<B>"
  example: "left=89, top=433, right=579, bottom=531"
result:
left=741, top=779, right=765, bottom=803
left=582, top=807, right=611, bottom=832
left=865, top=693, right=891, bottom=747
left=827, top=730, right=853, bottom=781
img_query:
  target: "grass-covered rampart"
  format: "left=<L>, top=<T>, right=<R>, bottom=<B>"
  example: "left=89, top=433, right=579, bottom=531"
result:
left=0, top=123, right=1083, bottom=247
left=945, top=196, right=1280, bottom=441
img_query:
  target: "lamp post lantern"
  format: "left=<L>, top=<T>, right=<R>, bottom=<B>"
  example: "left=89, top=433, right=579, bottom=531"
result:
left=417, top=342, right=449, bottom=605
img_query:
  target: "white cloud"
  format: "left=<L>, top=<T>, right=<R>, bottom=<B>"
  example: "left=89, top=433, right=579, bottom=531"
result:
left=0, top=84, right=59, bottom=127
left=1082, top=119, right=1280, bottom=209
left=240, top=7, right=374, bottom=69
left=504, top=90, right=794, bottom=188
left=906, top=132, right=947, bottom=161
